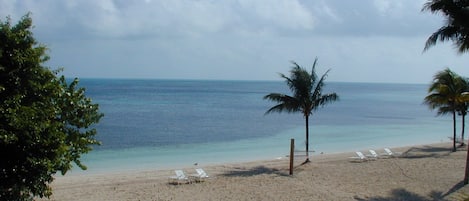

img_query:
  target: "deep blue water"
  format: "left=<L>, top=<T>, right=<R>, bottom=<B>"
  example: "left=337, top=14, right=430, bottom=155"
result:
left=73, top=79, right=453, bottom=172
left=85, top=79, right=302, bottom=149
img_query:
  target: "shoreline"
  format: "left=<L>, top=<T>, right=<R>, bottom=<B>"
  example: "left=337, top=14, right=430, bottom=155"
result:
left=67, top=139, right=453, bottom=176
left=40, top=141, right=469, bottom=200
left=69, top=134, right=453, bottom=176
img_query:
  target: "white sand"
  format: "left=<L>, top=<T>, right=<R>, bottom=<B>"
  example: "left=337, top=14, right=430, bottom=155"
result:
left=39, top=143, right=469, bottom=201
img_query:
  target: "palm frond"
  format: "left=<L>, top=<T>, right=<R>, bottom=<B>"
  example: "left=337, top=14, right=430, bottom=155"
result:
left=422, top=0, right=469, bottom=53
left=437, top=105, right=456, bottom=116
left=263, top=93, right=300, bottom=115
left=425, top=93, right=449, bottom=109
left=457, top=30, right=469, bottom=53
left=287, top=62, right=312, bottom=100
left=310, top=57, right=319, bottom=84
left=279, top=72, right=293, bottom=92
left=422, top=0, right=458, bottom=14
left=424, top=26, right=459, bottom=51
left=316, top=93, right=339, bottom=107
left=311, top=69, right=331, bottom=104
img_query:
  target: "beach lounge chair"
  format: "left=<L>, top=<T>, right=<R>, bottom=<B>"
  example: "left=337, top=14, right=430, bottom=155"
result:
left=349, top=151, right=368, bottom=162
left=367, top=150, right=379, bottom=159
left=168, top=170, right=190, bottom=184
left=191, top=168, right=210, bottom=182
left=383, top=148, right=401, bottom=157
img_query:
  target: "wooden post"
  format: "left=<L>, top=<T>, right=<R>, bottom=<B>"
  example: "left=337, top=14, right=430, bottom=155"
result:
left=290, top=138, right=294, bottom=175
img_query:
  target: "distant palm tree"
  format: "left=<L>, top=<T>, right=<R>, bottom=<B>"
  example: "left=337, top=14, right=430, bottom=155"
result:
left=264, top=58, right=339, bottom=163
left=459, top=102, right=468, bottom=146
left=458, top=78, right=469, bottom=145
left=422, top=0, right=469, bottom=53
left=424, top=68, right=467, bottom=152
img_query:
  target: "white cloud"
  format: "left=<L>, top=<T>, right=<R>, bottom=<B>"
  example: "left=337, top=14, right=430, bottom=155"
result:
left=309, top=0, right=438, bottom=37
left=312, top=1, right=342, bottom=23
left=2, top=0, right=315, bottom=39
left=237, top=0, right=314, bottom=30
left=1, top=0, right=469, bottom=83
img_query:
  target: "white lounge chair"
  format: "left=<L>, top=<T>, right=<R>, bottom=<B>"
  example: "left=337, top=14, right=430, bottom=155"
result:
left=191, top=168, right=210, bottom=182
left=169, top=170, right=190, bottom=184
left=367, top=150, right=379, bottom=159
left=349, top=151, right=368, bottom=162
left=383, top=148, right=401, bottom=157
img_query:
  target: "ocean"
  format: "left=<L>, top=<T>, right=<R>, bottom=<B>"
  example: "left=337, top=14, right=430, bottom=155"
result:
left=73, top=79, right=453, bottom=174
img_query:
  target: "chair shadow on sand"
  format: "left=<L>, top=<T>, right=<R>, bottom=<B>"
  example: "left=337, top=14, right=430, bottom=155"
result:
left=221, top=165, right=290, bottom=177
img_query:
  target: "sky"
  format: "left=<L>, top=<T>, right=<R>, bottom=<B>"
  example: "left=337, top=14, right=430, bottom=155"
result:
left=2, top=0, right=469, bottom=84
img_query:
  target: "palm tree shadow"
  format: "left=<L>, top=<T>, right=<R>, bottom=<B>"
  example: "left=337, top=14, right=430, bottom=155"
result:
left=354, top=188, right=444, bottom=201
left=442, top=181, right=465, bottom=197
left=221, top=165, right=290, bottom=177
left=402, top=145, right=452, bottom=159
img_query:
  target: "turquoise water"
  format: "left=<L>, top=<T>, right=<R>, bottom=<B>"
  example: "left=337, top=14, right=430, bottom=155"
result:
left=70, top=80, right=454, bottom=174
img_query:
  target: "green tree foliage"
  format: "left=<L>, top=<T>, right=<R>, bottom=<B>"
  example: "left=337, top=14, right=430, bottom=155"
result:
left=264, top=58, right=338, bottom=163
left=422, top=0, right=469, bottom=53
left=424, top=68, right=468, bottom=152
left=0, top=14, right=103, bottom=200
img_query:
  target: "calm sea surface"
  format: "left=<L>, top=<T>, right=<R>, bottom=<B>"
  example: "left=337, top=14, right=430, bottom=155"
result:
left=73, top=79, right=453, bottom=173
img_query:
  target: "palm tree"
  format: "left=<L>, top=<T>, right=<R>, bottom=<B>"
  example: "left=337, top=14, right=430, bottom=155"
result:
left=458, top=103, right=468, bottom=146
left=422, top=0, right=469, bottom=53
left=424, top=68, right=467, bottom=152
left=462, top=91, right=469, bottom=185
left=264, top=58, right=339, bottom=163
left=423, top=0, right=469, bottom=186
left=458, top=78, right=469, bottom=145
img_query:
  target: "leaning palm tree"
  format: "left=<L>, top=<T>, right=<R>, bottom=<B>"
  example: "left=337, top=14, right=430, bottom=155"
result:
left=264, top=58, right=339, bottom=163
left=424, top=68, right=467, bottom=152
left=422, top=0, right=469, bottom=53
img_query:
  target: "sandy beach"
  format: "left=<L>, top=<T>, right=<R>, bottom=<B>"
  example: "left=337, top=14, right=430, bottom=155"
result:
left=39, top=142, right=469, bottom=201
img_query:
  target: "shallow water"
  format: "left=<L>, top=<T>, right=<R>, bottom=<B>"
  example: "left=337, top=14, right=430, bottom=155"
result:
left=70, top=79, right=454, bottom=174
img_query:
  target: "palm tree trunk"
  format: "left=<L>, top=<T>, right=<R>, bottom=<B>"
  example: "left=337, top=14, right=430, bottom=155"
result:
left=305, top=115, right=310, bottom=163
left=465, top=138, right=469, bottom=184
left=453, top=110, right=457, bottom=152
left=462, top=113, right=466, bottom=146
